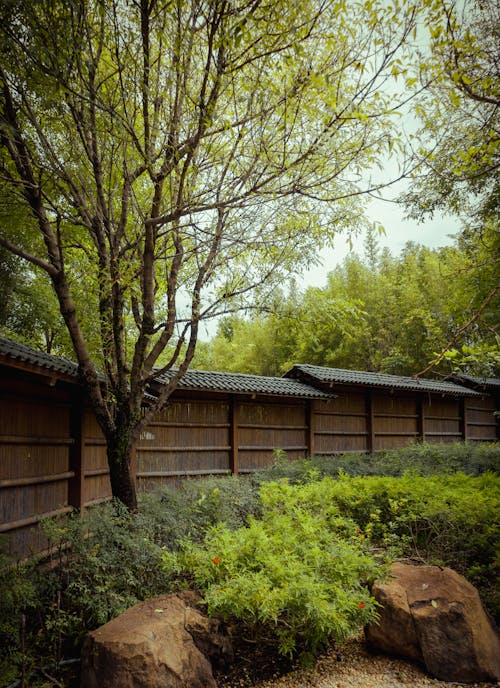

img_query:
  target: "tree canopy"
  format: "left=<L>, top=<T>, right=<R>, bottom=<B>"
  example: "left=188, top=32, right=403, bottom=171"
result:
left=0, top=0, right=424, bottom=508
left=194, top=235, right=499, bottom=378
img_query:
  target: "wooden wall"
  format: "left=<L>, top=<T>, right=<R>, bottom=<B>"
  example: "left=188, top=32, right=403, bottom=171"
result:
left=136, top=398, right=231, bottom=489
left=312, top=395, right=369, bottom=454
left=465, top=397, right=498, bottom=441
left=1, top=368, right=498, bottom=558
left=236, top=400, right=309, bottom=472
left=0, top=369, right=75, bottom=557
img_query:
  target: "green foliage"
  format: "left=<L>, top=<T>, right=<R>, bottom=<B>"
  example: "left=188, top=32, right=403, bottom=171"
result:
left=325, top=441, right=500, bottom=478
left=138, top=475, right=260, bottom=549
left=165, top=480, right=383, bottom=662
left=444, top=343, right=500, bottom=378
left=2, top=444, right=499, bottom=685
left=406, top=0, right=499, bottom=218
left=255, top=442, right=500, bottom=482
left=329, top=471, right=500, bottom=621
left=196, top=240, right=498, bottom=378
left=253, top=460, right=500, bottom=622
left=0, top=551, right=38, bottom=686
left=40, top=501, right=177, bottom=629
left=0, top=501, right=178, bottom=687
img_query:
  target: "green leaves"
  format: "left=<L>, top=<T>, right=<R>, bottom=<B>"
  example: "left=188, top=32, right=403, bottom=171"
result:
left=166, top=479, right=384, bottom=660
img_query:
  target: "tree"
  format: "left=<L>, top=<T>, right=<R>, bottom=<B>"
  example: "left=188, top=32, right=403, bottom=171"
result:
left=0, top=0, right=421, bottom=509
left=403, top=0, right=499, bottom=373
left=405, top=0, right=499, bottom=217
left=198, top=239, right=497, bottom=378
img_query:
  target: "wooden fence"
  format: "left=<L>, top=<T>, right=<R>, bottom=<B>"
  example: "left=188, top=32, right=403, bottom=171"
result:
left=1, top=363, right=498, bottom=558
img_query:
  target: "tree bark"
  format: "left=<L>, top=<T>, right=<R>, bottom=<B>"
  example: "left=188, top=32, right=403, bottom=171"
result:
left=106, top=433, right=138, bottom=512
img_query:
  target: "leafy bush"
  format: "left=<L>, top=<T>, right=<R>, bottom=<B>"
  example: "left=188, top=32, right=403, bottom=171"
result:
left=0, top=551, right=38, bottom=686
left=284, top=472, right=500, bottom=621
left=254, top=442, right=500, bottom=484
left=163, top=480, right=384, bottom=663
left=0, top=500, right=180, bottom=687
left=138, top=475, right=260, bottom=549
left=2, top=442, right=498, bottom=685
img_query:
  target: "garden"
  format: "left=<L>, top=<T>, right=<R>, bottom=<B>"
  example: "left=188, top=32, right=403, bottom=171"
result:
left=1, top=442, right=499, bottom=688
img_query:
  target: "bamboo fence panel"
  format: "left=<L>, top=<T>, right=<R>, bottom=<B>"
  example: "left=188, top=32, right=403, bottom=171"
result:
left=136, top=399, right=231, bottom=488
left=81, top=408, right=111, bottom=506
left=0, top=375, right=74, bottom=556
left=422, top=398, right=462, bottom=443
left=465, top=397, right=498, bottom=440
left=237, top=401, right=308, bottom=471
left=371, top=395, right=419, bottom=449
left=312, top=395, right=369, bottom=454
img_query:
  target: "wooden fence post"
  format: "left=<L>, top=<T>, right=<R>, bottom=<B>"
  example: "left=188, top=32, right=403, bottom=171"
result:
left=230, top=398, right=239, bottom=476
left=366, top=393, right=375, bottom=452
left=68, top=389, right=84, bottom=512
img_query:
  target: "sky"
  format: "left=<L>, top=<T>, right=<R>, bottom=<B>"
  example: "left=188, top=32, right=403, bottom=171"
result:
left=299, top=195, right=461, bottom=288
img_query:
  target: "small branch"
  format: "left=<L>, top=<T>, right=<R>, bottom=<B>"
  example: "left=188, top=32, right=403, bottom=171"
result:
left=0, top=235, right=58, bottom=276
left=416, top=284, right=500, bottom=377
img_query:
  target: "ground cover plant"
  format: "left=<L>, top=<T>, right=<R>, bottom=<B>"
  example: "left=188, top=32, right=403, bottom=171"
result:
left=0, top=442, right=498, bottom=687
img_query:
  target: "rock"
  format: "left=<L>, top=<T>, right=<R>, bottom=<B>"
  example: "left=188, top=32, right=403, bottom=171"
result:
left=365, top=562, right=500, bottom=683
left=80, top=591, right=230, bottom=688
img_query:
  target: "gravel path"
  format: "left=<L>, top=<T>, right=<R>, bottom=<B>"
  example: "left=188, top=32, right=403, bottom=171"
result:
left=218, top=635, right=498, bottom=688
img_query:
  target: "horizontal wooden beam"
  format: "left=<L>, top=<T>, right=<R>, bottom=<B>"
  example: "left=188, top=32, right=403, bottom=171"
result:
left=373, top=431, right=420, bottom=437
left=424, top=432, right=462, bottom=437
left=238, top=445, right=307, bottom=451
left=0, top=505, right=73, bottom=533
left=137, top=469, right=231, bottom=478
left=146, top=421, right=230, bottom=428
left=238, top=423, right=308, bottom=430
left=0, top=471, right=75, bottom=489
left=0, top=435, right=74, bottom=446
left=313, top=411, right=368, bottom=418
left=315, top=430, right=369, bottom=436
left=424, top=415, right=461, bottom=421
left=83, top=468, right=109, bottom=477
left=137, top=445, right=231, bottom=453
left=373, top=414, right=419, bottom=419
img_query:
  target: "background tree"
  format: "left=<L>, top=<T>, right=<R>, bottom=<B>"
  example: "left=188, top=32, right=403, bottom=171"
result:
left=196, top=238, right=498, bottom=378
left=0, top=0, right=421, bottom=509
left=404, top=0, right=499, bottom=372
left=406, top=0, right=499, bottom=216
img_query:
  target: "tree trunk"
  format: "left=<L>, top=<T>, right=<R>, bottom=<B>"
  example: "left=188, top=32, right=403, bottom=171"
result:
left=106, top=436, right=138, bottom=512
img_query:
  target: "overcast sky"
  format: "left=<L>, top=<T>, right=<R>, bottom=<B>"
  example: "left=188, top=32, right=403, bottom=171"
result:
left=300, top=195, right=460, bottom=288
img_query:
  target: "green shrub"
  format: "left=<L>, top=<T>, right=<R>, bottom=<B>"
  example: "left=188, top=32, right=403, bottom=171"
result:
left=163, top=480, right=384, bottom=663
left=0, top=551, right=38, bottom=686
left=138, top=475, right=260, bottom=549
left=296, top=472, right=500, bottom=621
left=254, top=442, right=500, bottom=484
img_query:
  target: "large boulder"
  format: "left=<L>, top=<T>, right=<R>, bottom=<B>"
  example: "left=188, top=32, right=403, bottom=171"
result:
left=365, top=562, right=500, bottom=683
left=80, top=591, right=231, bottom=688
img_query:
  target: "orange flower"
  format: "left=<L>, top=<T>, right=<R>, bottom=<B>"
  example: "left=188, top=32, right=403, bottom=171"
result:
left=213, top=556, right=221, bottom=565
left=358, top=601, right=366, bottom=609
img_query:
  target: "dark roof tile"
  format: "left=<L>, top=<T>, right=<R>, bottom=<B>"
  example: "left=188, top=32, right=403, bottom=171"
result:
left=285, top=363, right=482, bottom=397
left=448, top=373, right=500, bottom=391
left=155, top=368, right=334, bottom=399
left=0, top=336, right=79, bottom=378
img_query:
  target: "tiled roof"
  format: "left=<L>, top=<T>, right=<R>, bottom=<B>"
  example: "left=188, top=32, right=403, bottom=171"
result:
left=285, top=363, right=482, bottom=397
left=0, top=336, right=79, bottom=379
left=155, top=368, right=335, bottom=399
left=448, top=373, right=500, bottom=391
